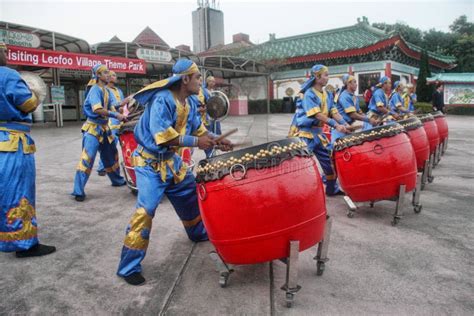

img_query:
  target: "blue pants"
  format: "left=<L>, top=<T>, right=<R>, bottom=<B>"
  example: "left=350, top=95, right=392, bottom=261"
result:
left=204, top=120, right=222, bottom=158
left=301, top=135, right=341, bottom=196
left=72, top=132, right=125, bottom=197
left=97, top=129, right=119, bottom=173
left=0, top=139, right=39, bottom=252
left=117, top=165, right=207, bottom=277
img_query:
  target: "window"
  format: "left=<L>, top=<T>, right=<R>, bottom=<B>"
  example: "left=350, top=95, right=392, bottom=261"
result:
left=358, top=73, right=380, bottom=95
left=391, top=74, right=401, bottom=84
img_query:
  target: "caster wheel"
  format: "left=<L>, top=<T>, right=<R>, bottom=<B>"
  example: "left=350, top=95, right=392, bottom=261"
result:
left=391, top=217, right=400, bottom=226
left=428, top=176, right=434, bottom=183
left=285, top=293, right=294, bottom=308
left=347, top=212, right=354, bottom=218
left=219, top=274, right=229, bottom=288
left=316, top=261, right=325, bottom=276
left=414, top=205, right=422, bottom=213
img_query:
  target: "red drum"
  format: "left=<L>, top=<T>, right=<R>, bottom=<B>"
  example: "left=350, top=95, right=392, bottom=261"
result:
left=431, top=111, right=449, bottom=142
left=398, top=117, right=430, bottom=171
left=118, top=124, right=138, bottom=189
left=334, top=123, right=417, bottom=202
left=417, top=114, right=439, bottom=154
left=196, top=138, right=327, bottom=265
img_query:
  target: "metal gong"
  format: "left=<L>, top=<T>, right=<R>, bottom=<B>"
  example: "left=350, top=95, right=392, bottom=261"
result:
left=206, top=90, right=230, bottom=121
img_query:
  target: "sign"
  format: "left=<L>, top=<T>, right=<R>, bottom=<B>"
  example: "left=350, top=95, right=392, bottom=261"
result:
left=6, top=45, right=146, bottom=74
left=136, top=48, right=172, bottom=63
left=51, top=86, right=65, bottom=104
left=444, top=84, right=474, bottom=105
left=0, top=29, right=41, bottom=48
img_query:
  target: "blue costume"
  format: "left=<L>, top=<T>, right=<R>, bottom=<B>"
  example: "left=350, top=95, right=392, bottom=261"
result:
left=0, top=64, right=40, bottom=252
left=390, top=81, right=409, bottom=115
left=71, top=65, right=125, bottom=199
left=288, top=65, right=342, bottom=196
left=403, top=91, right=416, bottom=112
left=367, top=76, right=393, bottom=119
left=97, top=83, right=124, bottom=174
left=117, top=60, right=209, bottom=279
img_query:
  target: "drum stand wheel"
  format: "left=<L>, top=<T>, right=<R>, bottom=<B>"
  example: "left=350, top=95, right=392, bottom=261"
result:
left=421, top=160, right=429, bottom=190
left=442, top=138, right=448, bottom=155
left=412, top=173, right=423, bottom=214
left=344, top=196, right=357, bottom=218
left=314, top=216, right=332, bottom=276
left=209, top=251, right=234, bottom=288
left=392, top=184, right=406, bottom=226
left=427, top=153, right=435, bottom=183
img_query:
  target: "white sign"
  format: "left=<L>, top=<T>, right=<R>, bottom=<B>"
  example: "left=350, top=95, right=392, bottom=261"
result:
left=136, top=48, right=172, bottom=63
left=0, top=29, right=41, bottom=48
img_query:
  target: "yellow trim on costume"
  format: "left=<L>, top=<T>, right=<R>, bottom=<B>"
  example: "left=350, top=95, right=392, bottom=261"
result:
left=296, top=131, right=314, bottom=139
left=154, top=127, right=180, bottom=145
left=313, top=88, right=328, bottom=115
left=376, top=102, right=385, bottom=107
left=330, top=107, right=339, bottom=115
left=180, top=63, right=199, bottom=76
left=137, top=78, right=171, bottom=95
left=0, top=198, right=37, bottom=243
left=344, top=106, right=356, bottom=113
left=326, top=174, right=337, bottom=180
left=81, top=121, right=114, bottom=144
left=17, top=94, right=38, bottom=113
left=87, top=79, right=97, bottom=87
left=110, top=87, right=122, bottom=102
left=92, top=103, right=103, bottom=111
left=307, top=107, right=321, bottom=117
left=197, top=88, right=206, bottom=105
left=132, top=151, right=187, bottom=184
left=317, top=134, right=329, bottom=148
left=313, top=66, right=328, bottom=76
left=0, top=128, right=36, bottom=153
left=124, top=208, right=152, bottom=250
left=174, top=97, right=190, bottom=135
left=104, top=161, right=120, bottom=173
left=182, top=215, right=202, bottom=228
left=288, top=125, right=299, bottom=137
left=395, top=102, right=403, bottom=108
left=96, top=65, right=108, bottom=75
left=193, top=122, right=208, bottom=137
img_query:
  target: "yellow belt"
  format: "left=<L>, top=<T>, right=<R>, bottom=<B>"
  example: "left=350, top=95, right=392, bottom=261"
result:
left=0, top=127, right=36, bottom=153
left=132, top=148, right=187, bottom=184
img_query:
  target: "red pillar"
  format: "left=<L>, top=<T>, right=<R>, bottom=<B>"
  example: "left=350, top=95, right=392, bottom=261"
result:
left=348, top=65, right=354, bottom=75
left=268, top=78, right=274, bottom=100
left=409, top=74, right=414, bottom=84
left=385, top=62, right=392, bottom=78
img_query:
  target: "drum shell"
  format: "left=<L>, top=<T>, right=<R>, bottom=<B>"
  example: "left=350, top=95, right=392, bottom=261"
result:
left=198, top=156, right=326, bottom=265
left=406, top=127, right=430, bottom=171
left=118, top=131, right=138, bottom=184
left=335, top=132, right=417, bottom=202
left=422, top=121, right=440, bottom=153
left=434, top=116, right=449, bottom=142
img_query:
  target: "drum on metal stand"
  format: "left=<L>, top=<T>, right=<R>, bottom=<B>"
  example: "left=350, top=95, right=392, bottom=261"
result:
left=431, top=111, right=449, bottom=162
left=118, top=121, right=139, bottom=194
left=398, top=116, right=430, bottom=189
left=417, top=114, right=439, bottom=183
left=333, top=123, right=421, bottom=225
left=196, top=138, right=332, bottom=307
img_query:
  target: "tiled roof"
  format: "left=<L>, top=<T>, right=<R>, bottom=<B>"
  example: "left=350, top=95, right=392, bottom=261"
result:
left=428, top=73, right=474, bottom=83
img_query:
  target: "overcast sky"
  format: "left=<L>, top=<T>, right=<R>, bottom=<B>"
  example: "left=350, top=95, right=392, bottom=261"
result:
left=1, top=0, right=473, bottom=48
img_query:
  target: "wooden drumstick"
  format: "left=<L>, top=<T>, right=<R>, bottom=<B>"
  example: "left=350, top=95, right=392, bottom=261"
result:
left=213, top=128, right=238, bottom=142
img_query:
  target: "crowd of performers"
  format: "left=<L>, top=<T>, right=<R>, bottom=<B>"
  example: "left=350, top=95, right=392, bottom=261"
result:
left=1, top=39, right=419, bottom=285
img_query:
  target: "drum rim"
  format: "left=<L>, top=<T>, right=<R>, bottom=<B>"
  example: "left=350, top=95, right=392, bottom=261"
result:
left=196, top=137, right=312, bottom=183
left=333, top=123, right=404, bottom=152
left=398, top=116, right=423, bottom=131
left=430, top=111, right=445, bottom=118
left=416, top=113, right=435, bottom=122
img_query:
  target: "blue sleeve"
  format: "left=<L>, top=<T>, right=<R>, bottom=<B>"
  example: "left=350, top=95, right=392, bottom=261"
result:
left=149, top=95, right=180, bottom=145
left=373, top=90, right=386, bottom=108
left=87, top=86, right=105, bottom=112
left=340, top=93, right=356, bottom=113
left=107, top=88, right=118, bottom=110
left=303, top=91, right=321, bottom=117
left=6, top=71, right=36, bottom=112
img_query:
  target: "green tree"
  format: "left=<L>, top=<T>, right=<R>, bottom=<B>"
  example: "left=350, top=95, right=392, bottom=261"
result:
left=449, top=15, right=474, bottom=72
left=416, top=50, right=433, bottom=102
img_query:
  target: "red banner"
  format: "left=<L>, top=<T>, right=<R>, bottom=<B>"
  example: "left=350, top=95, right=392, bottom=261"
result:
left=5, top=45, right=146, bottom=74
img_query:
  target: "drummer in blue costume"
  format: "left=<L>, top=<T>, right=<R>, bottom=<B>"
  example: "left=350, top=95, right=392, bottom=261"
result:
left=71, top=64, right=126, bottom=201
left=0, top=42, right=56, bottom=257
left=390, top=81, right=409, bottom=115
left=117, top=59, right=232, bottom=286
left=367, top=76, right=400, bottom=122
left=403, top=83, right=417, bottom=113
left=288, top=64, right=346, bottom=196
left=334, top=74, right=378, bottom=140
left=97, top=70, right=126, bottom=176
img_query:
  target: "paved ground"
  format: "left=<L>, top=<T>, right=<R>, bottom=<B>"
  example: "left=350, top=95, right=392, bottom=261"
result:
left=1, top=114, right=473, bottom=315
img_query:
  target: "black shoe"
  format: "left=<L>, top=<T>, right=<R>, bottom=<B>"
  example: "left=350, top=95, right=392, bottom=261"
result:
left=98, top=171, right=106, bottom=176
left=327, top=190, right=345, bottom=197
left=123, top=272, right=146, bottom=286
left=16, top=244, right=56, bottom=258
left=75, top=195, right=85, bottom=202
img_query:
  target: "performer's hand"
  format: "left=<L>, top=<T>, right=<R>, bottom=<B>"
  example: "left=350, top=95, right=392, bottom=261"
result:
left=116, top=113, right=127, bottom=122
left=198, top=135, right=216, bottom=150
left=335, top=124, right=348, bottom=133
left=216, top=138, right=234, bottom=152
left=392, top=113, right=400, bottom=120
left=369, top=118, right=379, bottom=126
left=198, top=106, right=207, bottom=114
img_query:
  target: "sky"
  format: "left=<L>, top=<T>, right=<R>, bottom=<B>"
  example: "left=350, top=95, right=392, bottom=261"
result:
left=1, top=0, right=473, bottom=48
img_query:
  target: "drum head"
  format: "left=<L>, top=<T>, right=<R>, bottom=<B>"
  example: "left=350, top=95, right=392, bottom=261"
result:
left=19, top=71, right=47, bottom=103
left=334, top=123, right=404, bottom=152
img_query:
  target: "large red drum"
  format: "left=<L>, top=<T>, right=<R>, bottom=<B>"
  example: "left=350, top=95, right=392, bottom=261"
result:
left=431, top=111, right=449, bottom=142
left=118, top=125, right=138, bottom=186
left=196, top=138, right=327, bottom=265
left=417, top=114, right=439, bottom=154
left=334, top=123, right=417, bottom=202
left=398, top=116, right=430, bottom=171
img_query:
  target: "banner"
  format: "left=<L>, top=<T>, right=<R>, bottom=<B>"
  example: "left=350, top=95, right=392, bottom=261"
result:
left=6, top=45, right=146, bottom=74
left=0, top=29, right=41, bottom=48
left=136, top=48, right=172, bottom=63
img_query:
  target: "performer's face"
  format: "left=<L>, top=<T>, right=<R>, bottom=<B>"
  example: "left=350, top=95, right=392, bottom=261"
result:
left=348, top=79, right=357, bottom=92
left=317, top=71, right=329, bottom=86
left=183, top=73, right=202, bottom=95
left=109, top=73, right=117, bottom=84
left=0, top=48, right=6, bottom=66
left=98, top=70, right=110, bottom=83
left=207, top=78, right=216, bottom=89
left=383, top=81, right=392, bottom=92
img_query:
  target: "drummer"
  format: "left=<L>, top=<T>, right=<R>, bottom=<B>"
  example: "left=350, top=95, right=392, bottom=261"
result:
left=289, top=64, right=346, bottom=196
left=390, top=81, right=410, bottom=116
left=117, top=59, right=233, bottom=285
left=71, top=64, right=127, bottom=202
left=335, top=74, right=378, bottom=137
left=403, top=83, right=417, bottom=113
left=367, top=76, right=400, bottom=122
left=97, top=70, right=127, bottom=176
left=0, top=42, right=56, bottom=257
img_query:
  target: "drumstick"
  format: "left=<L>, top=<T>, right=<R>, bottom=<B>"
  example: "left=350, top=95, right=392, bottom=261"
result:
left=213, top=128, right=238, bottom=142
